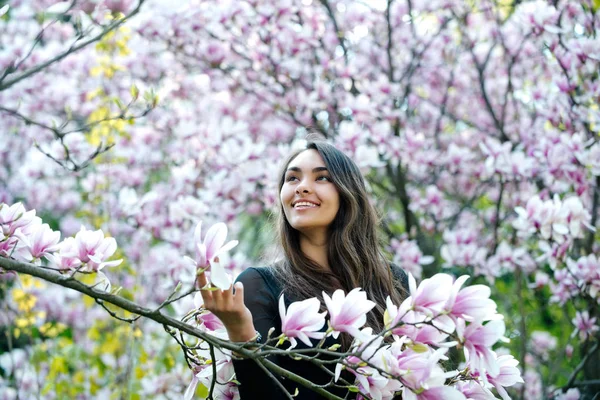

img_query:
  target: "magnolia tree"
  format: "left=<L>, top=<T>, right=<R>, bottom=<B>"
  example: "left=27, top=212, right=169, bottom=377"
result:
left=0, top=0, right=599, bottom=398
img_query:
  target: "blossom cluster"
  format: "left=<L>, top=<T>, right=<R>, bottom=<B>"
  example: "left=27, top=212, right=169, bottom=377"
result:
left=513, top=195, right=594, bottom=243
left=1, top=202, right=122, bottom=273
left=187, top=271, right=522, bottom=400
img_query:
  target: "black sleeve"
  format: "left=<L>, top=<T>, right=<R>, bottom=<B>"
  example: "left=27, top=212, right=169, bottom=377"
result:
left=231, top=268, right=286, bottom=400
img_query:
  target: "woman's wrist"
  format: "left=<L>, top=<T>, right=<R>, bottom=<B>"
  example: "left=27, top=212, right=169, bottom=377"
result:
left=226, top=323, right=258, bottom=343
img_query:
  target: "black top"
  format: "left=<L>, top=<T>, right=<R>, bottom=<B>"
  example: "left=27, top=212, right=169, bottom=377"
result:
left=231, top=265, right=408, bottom=400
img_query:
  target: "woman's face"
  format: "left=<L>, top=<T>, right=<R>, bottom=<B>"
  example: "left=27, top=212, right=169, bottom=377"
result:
left=280, top=149, right=340, bottom=236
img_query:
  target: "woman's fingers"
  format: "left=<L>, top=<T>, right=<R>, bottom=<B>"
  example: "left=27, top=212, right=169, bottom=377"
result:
left=233, top=282, right=244, bottom=306
left=197, top=271, right=215, bottom=308
left=196, top=269, right=208, bottom=289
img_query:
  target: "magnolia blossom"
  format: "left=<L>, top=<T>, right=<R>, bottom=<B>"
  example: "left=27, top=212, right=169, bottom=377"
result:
left=390, top=238, right=433, bottom=280
left=184, top=221, right=238, bottom=290
left=485, top=354, right=524, bottom=400
left=323, top=288, right=376, bottom=338
left=337, top=328, right=400, bottom=399
left=279, top=295, right=326, bottom=349
left=445, top=275, right=498, bottom=322
left=47, top=226, right=122, bottom=272
left=567, top=254, right=600, bottom=300
left=385, top=297, right=451, bottom=345
left=455, top=380, right=496, bottom=399
left=396, top=348, right=465, bottom=400
left=572, top=310, right=599, bottom=341
left=407, top=273, right=454, bottom=318
left=184, top=333, right=236, bottom=400
left=513, top=195, right=593, bottom=242
left=458, top=319, right=507, bottom=376
left=0, top=202, right=39, bottom=238
left=530, top=331, right=557, bottom=359
left=13, top=223, right=61, bottom=265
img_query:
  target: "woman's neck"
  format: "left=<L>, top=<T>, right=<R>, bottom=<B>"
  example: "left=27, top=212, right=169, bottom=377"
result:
left=299, top=230, right=330, bottom=272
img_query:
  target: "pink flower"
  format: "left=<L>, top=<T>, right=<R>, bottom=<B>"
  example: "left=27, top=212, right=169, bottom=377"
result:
left=279, top=294, right=326, bottom=349
left=446, top=275, right=498, bottom=322
left=48, top=227, right=122, bottom=272
left=390, top=238, right=433, bottom=280
left=486, top=354, right=523, bottom=400
left=323, top=288, right=376, bottom=339
left=408, top=273, right=454, bottom=318
left=185, top=221, right=238, bottom=290
left=14, top=223, right=61, bottom=265
left=572, top=310, right=598, bottom=341
left=0, top=203, right=39, bottom=238
left=530, top=331, right=557, bottom=359
left=396, top=348, right=465, bottom=400
left=458, top=319, right=507, bottom=376
left=385, top=297, right=451, bottom=345
left=455, top=380, right=496, bottom=399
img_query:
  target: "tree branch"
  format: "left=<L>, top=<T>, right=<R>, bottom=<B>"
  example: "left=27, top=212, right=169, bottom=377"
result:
left=0, top=256, right=343, bottom=399
left=0, top=0, right=146, bottom=92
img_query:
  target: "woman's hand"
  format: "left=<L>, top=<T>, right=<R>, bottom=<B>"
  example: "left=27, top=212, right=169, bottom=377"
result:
left=197, top=269, right=257, bottom=343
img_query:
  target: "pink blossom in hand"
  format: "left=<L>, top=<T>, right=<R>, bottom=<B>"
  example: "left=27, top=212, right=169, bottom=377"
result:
left=14, top=223, right=61, bottom=265
left=323, top=287, right=376, bottom=339
left=184, top=221, right=238, bottom=290
left=279, top=294, right=326, bottom=349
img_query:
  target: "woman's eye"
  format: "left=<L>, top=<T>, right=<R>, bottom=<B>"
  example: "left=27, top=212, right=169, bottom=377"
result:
left=317, top=176, right=330, bottom=181
left=286, top=176, right=298, bottom=182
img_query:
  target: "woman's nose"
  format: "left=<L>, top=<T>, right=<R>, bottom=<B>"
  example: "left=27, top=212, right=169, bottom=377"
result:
left=295, top=179, right=312, bottom=194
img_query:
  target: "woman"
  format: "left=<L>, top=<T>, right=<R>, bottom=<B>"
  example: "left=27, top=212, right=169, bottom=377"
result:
left=198, top=141, right=408, bottom=399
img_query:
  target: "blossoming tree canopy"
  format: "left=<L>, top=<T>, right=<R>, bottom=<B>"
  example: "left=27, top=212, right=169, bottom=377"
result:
left=1, top=0, right=599, bottom=398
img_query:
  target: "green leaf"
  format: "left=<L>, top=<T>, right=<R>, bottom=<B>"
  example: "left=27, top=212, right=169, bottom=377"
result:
left=130, top=84, right=139, bottom=100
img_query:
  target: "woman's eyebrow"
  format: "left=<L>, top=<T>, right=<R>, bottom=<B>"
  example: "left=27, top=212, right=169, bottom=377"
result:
left=286, top=166, right=329, bottom=173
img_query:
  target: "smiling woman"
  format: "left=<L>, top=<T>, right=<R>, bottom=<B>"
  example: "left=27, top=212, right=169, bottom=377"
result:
left=198, top=140, right=408, bottom=399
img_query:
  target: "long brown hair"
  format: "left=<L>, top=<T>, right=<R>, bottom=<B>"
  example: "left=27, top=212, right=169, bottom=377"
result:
left=273, top=141, right=406, bottom=343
